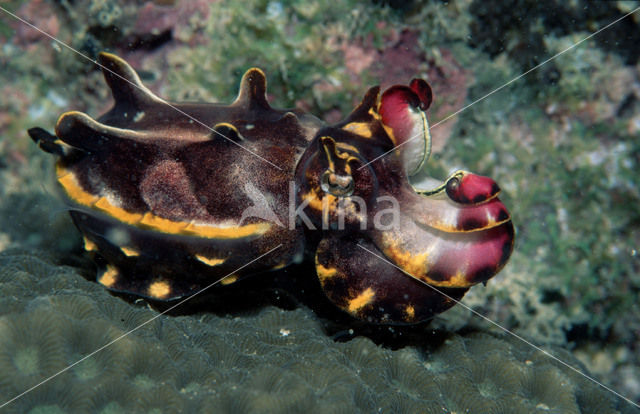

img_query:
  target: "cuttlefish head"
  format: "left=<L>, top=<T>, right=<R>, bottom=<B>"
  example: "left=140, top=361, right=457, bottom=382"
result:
left=296, top=79, right=514, bottom=323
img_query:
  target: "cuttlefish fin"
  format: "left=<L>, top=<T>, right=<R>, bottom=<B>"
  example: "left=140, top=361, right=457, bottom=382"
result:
left=97, top=52, right=164, bottom=112
left=233, top=68, right=270, bottom=110
left=55, top=111, right=150, bottom=153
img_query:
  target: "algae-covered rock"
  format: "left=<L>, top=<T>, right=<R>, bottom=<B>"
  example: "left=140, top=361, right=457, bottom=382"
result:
left=0, top=250, right=628, bottom=413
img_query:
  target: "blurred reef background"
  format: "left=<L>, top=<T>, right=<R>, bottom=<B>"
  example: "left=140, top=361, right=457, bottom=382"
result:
left=0, top=0, right=639, bottom=412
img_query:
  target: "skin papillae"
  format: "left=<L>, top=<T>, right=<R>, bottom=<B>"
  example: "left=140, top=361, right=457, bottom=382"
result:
left=28, top=52, right=514, bottom=325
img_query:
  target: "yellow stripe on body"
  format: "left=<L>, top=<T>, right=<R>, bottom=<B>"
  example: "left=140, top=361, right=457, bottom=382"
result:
left=271, top=261, right=287, bottom=270
left=120, top=246, right=140, bottom=257
left=98, top=265, right=118, bottom=288
left=347, top=287, right=375, bottom=313
left=83, top=236, right=98, bottom=252
left=56, top=165, right=270, bottom=240
left=315, top=262, right=338, bottom=283
left=195, top=254, right=226, bottom=267
left=148, top=280, right=171, bottom=299
left=219, top=274, right=239, bottom=285
left=380, top=234, right=473, bottom=288
left=404, top=305, right=415, bottom=320
left=342, top=122, right=372, bottom=139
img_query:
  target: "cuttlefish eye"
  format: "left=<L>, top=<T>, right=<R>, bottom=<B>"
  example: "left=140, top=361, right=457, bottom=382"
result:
left=321, top=170, right=354, bottom=196
left=445, top=171, right=500, bottom=204
left=446, top=175, right=460, bottom=193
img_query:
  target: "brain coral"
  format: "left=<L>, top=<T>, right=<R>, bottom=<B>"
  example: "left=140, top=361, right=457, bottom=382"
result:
left=0, top=249, right=630, bottom=413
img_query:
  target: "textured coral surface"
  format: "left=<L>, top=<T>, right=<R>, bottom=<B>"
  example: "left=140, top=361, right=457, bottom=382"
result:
left=0, top=250, right=628, bottom=413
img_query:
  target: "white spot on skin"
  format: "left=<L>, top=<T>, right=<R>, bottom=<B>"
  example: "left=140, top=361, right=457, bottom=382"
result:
left=106, top=227, right=131, bottom=247
left=133, top=111, right=145, bottom=122
left=292, top=252, right=304, bottom=264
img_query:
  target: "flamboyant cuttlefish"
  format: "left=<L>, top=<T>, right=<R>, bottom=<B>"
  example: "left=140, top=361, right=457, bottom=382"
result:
left=29, top=52, right=514, bottom=324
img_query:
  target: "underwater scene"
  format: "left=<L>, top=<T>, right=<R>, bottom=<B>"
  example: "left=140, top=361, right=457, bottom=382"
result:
left=0, top=0, right=639, bottom=412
